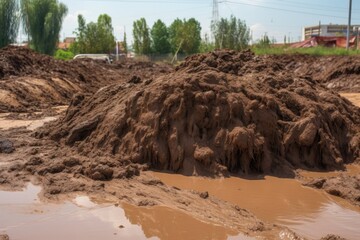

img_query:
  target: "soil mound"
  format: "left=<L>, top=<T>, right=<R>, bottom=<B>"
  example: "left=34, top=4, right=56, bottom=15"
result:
left=0, top=46, right=172, bottom=112
left=39, top=50, right=360, bottom=175
left=316, top=57, right=360, bottom=92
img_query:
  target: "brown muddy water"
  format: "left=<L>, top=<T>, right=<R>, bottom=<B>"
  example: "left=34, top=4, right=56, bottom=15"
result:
left=153, top=172, right=360, bottom=240
left=0, top=184, right=251, bottom=240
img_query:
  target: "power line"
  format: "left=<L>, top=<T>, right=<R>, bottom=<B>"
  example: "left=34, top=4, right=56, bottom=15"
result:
left=223, top=0, right=360, bottom=21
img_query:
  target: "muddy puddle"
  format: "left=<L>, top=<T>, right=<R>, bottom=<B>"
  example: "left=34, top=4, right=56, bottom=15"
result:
left=153, top=172, right=360, bottom=240
left=0, top=184, right=251, bottom=240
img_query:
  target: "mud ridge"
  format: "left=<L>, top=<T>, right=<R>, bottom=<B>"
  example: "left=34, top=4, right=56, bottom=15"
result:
left=0, top=46, right=172, bottom=112
left=38, top=50, right=360, bottom=176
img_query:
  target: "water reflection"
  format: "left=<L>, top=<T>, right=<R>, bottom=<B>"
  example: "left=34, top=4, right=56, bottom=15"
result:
left=153, top=172, right=360, bottom=239
left=0, top=184, right=245, bottom=240
left=122, top=203, right=240, bottom=240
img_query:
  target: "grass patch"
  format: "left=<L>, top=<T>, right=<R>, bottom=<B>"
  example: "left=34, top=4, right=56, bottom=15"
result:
left=252, top=46, right=360, bottom=56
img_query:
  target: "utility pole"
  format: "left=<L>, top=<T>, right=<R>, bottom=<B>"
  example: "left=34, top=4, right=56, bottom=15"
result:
left=346, top=0, right=352, bottom=50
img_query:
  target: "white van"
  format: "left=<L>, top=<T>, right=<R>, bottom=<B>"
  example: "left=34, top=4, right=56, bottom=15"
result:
left=73, top=54, right=111, bottom=64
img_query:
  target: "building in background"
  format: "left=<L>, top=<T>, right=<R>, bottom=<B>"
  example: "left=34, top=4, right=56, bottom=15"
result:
left=58, top=37, right=76, bottom=50
left=302, top=24, right=360, bottom=41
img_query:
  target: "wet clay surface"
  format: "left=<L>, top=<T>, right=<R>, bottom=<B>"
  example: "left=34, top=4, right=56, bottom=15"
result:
left=0, top=120, right=298, bottom=239
left=1, top=49, right=360, bottom=240
left=0, top=184, right=257, bottom=240
left=153, top=172, right=360, bottom=240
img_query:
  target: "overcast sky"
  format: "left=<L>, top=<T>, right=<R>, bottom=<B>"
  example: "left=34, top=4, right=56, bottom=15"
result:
left=58, top=0, right=360, bottom=45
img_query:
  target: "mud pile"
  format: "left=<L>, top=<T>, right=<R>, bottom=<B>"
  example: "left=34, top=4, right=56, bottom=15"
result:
left=39, top=50, right=360, bottom=175
left=314, top=56, right=360, bottom=92
left=256, top=54, right=360, bottom=93
left=0, top=46, right=172, bottom=112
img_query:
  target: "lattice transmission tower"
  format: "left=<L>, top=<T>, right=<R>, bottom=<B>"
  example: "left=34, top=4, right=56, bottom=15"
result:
left=212, top=0, right=219, bottom=24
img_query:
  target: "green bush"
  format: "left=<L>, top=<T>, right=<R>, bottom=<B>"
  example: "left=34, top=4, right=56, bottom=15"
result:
left=54, top=49, right=74, bottom=60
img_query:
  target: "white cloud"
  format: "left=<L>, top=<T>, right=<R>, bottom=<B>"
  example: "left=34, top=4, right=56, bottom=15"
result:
left=250, top=23, right=267, bottom=42
left=64, top=10, right=90, bottom=24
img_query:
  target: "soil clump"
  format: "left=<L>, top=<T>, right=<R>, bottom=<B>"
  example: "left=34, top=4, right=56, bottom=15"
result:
left=0, top=46, right=172, bottom=112
left=39, top=50, right=360, bottom=176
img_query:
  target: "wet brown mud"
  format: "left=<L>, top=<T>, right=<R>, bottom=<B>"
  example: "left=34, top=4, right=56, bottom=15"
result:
left=41, top=50, right=360, bottom=177
left=0, top=184, right=252, bottom=240
left=1, top=48, right=360, bottom=240
left=153, top=172, right=360, bottom=240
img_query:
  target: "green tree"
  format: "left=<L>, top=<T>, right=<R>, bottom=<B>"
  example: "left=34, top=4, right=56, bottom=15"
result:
left=182, top=18, right=201, bottom=54
left=133, top=18, right=151, bottom=55
left=151, top=19, right=170, bottom=54
left=211, top=15, right=250, bottom=51
left=168, top=18, right=202, bottom=55
left=72, top=14, right=115, bottom=54
left=21, top=0, right=68, bottom=55
left=168, top=18, right=184, bottom=54
left=0, top=0, right=19, bottom=48
left=199, top=33, right=215, bottom=53
left=257, top=34, right=271, bottom=48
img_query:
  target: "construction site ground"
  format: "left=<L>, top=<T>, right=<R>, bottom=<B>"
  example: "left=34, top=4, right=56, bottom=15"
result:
left=0, top=47, right=360, bottom=240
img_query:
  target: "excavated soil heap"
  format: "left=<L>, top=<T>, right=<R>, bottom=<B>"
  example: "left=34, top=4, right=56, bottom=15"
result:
left=40, top=50, right=360, bottom=175
left=263, top=54, right=360, bottom=93
left=0, top=46, right=172, bottom=112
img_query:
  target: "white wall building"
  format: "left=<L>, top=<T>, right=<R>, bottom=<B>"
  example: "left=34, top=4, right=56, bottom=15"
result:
left=302, top=24, right=360, bottom=40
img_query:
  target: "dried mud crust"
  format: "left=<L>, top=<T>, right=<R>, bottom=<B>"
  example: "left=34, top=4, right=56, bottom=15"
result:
left=38, top=50, right=360, bottom=176
left=0, top=128, right=303, bottom=239
left=0, top=46, right=172, bottom=112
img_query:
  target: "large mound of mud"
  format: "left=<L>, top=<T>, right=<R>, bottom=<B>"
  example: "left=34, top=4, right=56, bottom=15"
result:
left=39, top=50, right=360, bottom=175
left=0, top=46, right=172, bottom=112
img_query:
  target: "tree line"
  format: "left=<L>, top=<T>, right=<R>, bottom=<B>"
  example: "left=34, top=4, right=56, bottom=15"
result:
left=0, top=0, right=67, bottom=55
left=133, top=16, right=251, bottom=55
left=0, top=0, right=252, bottom=57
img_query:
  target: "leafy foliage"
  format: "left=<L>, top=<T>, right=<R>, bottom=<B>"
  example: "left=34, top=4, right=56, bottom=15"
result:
left=168, top=18, right=201, bottom=54
left=133, top=18, right=151, bottom=55
left=151, top=19, right=171, bottom=54
left=72, top=14, right=116, bottom=54
left=54, top=49, right=74, bottom=60
left=256, top=34, right=272, bottom=49
left=168, top=18, right=183, bottom=54
left=211, top=15, right=250, bottom=51
left=0, top=0, right=19, bottom=48
left=199, top=34, right=215, bottom=53
left=21, top=0, right=68, bottom=55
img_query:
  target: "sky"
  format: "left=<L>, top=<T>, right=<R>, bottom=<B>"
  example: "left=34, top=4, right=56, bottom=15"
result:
left=57, top=0, right=360, bottom=45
